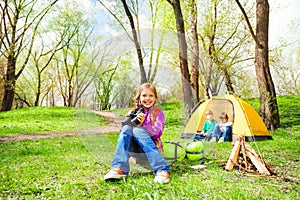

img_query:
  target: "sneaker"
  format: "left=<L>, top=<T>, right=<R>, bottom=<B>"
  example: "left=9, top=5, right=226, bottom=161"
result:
left=218, top=137, right=224, bottom=143
left=154, top=171, right=170, bottom=183
left=104, top=168, right=127, bottom=181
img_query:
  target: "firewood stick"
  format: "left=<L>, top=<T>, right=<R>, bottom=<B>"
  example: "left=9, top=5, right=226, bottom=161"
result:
left=225, top=140, right=241, bottom=171
left=244, top=142, right=270, bottom=175
left=253, top=140, right=266, bottom=164
left=241, top=141, right=248, bottom=170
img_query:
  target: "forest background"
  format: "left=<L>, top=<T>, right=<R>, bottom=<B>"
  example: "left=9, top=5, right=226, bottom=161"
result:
left=0, top=0, right=299, bottom=124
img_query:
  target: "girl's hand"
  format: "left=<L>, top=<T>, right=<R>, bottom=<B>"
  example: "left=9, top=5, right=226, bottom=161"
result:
left=137, top=113, right=146, bottom=126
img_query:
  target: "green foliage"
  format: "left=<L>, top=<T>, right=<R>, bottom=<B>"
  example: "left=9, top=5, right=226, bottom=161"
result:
left=0, top=96, right=299, bottom=199
left=159, top=102, right=185, bottom=141
left=0, top=107, right=106, bottom=137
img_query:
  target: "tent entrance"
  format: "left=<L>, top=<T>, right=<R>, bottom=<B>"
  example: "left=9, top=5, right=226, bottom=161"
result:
left=183, top=95, right=272, bottom=141
left=197, top=98, right=235, bottom=131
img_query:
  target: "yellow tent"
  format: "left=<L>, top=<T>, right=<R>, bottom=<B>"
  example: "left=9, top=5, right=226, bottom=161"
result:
left=183, top=95, right=272, bottom=141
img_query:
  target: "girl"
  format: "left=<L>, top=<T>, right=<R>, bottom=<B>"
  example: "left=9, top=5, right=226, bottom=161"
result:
left=210, top=112, right=233, bottom=142
left=104, top=83, right=170, bottom=183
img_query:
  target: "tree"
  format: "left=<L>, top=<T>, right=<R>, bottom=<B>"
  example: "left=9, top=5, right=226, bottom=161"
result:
left=235, top=0, right=280, bottom=130
left=0, top=0, right=58, bottom=111
left=188, top=0, right=200, bottom=102
left=194, top=0, right=254, bottom=99
left=31, top=33, right=65, bottom=106
left=147, top=0, right=169, bottom=83
left=71, top=36, right=109, bottom=108
left=94, top=64, right=118, bottom=110
left=270, top=20, right=300, bottom=96
left=120, top=0, right=147, bottom=84
left=52, top=3, right=95, bottom=107
left=167, top=0, right=197, bottom=117
left=98, top=0, right=169, bottom=85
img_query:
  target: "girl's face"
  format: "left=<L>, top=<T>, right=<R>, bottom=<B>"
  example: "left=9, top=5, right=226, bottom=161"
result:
left=139, top=88, right=156, bottom=109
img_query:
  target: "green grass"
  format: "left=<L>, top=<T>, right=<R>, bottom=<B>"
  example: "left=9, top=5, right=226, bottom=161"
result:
left=0, top=95, right=299, bottom=199
left=245, top=95, right=300, bottom=132
left=0, top=106, right=107, bottom=136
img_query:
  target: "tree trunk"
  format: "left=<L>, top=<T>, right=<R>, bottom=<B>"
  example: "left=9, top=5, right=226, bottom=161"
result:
left=223, top=66, right=235, bottom=95
left=189, top=0, right=200, bottom=102
left=235, top=0, right=280, bottom=130
left=67, top=79, right=73, bottom=107
left=2, top=55, right=16, bottom=111
left=34, top=73, right=42, bottom=106
left=255, top=0, right=280, bottom=130
left=167, top=0, right=196, bottom=117
left=121, top=0, right=147, bottom=84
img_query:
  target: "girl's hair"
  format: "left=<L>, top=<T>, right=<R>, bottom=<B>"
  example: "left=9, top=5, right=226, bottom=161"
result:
left=219, top=112, right=229, bottom=120
left=134, top=83, right=158, bottom=107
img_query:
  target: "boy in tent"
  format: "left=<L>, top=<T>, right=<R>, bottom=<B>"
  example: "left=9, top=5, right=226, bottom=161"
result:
left=194, top=110, right=217, bottom=141
left=210, top=112, right=233, bottom=142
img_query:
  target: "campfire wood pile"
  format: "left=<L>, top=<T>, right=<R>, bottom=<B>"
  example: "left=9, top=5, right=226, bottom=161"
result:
left=225, top=137, right=278, bottom=176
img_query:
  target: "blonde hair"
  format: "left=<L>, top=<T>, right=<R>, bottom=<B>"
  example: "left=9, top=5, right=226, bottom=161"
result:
left=205, top=110, right=213, bottom=116
left=134, top=83, right=158, bottom=107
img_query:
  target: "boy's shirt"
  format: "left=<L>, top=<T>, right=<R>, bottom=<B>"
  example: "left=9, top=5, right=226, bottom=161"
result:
left=202, top=119, right=217, bottom=133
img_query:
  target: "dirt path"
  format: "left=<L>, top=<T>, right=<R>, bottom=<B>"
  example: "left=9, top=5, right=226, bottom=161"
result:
left=0, top=111, right=123, bottom=143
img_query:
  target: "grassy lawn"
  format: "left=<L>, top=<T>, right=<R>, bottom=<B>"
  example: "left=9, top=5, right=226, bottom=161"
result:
left=0, top=106, right=107, bottom=136
left=0, top=96, right=299, bottom=199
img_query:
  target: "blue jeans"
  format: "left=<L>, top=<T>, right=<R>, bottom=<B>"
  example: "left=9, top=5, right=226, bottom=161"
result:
left=194, top=132, right=213, bottom=141
left=212, top=125, right=232, bottom=142
left=111, top=125, right=170, bottom=175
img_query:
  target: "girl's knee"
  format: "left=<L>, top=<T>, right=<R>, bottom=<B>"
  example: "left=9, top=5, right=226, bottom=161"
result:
left=133, top=127, right=150, bottom=139
left=121, top=125, right=133, bottom=133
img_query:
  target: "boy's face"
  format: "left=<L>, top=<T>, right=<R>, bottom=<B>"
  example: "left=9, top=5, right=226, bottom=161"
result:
left=206, top=113, right=213, bottom=121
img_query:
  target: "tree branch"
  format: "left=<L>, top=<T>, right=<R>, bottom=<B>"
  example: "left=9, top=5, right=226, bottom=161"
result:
left=235, top=0, right=261, bottom=47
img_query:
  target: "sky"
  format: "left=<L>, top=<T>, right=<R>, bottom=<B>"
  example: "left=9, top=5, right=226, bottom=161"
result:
left=78, top=0, right=299, bottom=96
left=85, top=0, right=300, bottom=46
left=84, top=0, right=300, bottom=76
left=82, top=0, right=300, bottom=70
left=269, top=0, right=300, bottom=47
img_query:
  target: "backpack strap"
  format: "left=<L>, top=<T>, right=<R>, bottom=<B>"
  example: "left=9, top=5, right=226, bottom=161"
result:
left=164, top=141, right=184, bottom=160
left=151, top=106, right=161, bottom=126
left=150, top=106, right=163, bottom=154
